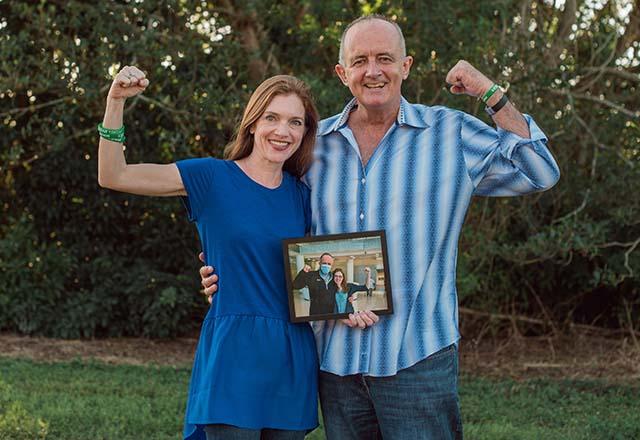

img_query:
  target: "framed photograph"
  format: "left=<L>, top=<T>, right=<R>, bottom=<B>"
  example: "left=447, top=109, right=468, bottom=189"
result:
left=282, top=230, right=393, bottom=322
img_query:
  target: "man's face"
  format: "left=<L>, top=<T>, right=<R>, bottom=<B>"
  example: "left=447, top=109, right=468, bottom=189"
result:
left=335, top=20, right=413, bottom=113
left=320, top=255, right=334, bottom=267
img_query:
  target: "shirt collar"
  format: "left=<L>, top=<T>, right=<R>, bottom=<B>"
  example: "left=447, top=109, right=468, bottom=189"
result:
left=319, top=96, right=430, bottom=136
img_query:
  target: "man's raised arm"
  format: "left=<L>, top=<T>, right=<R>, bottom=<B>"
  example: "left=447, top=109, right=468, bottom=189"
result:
left=446, top=60, right=560, bottom=196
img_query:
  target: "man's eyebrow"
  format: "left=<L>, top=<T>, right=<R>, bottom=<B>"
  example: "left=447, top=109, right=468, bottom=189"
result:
left=350, top=52, right=396, bottom=61
left=349, top=54, right=367, bottom=62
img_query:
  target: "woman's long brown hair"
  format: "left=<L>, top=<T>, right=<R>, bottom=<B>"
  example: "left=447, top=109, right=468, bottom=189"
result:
left=224, top=75, right=319, bottom=178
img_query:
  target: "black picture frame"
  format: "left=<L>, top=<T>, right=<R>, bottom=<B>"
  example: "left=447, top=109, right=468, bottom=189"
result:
left=282, top=230, right=393, bottom=323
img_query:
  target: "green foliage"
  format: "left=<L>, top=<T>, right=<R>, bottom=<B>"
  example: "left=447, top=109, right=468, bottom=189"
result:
left=0, top=212, right=201, bottom=338
left=0, top=0, right=639, bottom=336
left=2, top=357, right=639, bottom=439
left=0, top=380, right=48, bottom=440
left=461, top=377, right=640, bottom=439
left=0, top=359, right=184, bottom=439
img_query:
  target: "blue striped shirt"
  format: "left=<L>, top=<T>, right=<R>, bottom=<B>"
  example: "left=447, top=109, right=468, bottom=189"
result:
left=304, top=97, right=560, bottom=377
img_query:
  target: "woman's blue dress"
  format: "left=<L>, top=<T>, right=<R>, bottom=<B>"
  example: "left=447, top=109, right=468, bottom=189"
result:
left=175, top=158, right=318, bottom=440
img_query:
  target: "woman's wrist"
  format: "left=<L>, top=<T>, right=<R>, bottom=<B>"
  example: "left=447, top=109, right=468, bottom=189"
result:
left=102, top=98, right=125, bottom=131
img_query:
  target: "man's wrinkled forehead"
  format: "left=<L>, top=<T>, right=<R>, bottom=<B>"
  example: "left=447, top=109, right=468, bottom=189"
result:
left=342, top=18, right=404, bottom=58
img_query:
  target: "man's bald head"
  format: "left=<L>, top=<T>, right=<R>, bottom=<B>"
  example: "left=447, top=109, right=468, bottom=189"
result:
left=338, top=15, right=406, bottom=66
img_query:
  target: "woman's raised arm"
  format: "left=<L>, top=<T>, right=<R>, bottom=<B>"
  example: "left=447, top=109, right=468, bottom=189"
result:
left=98, top=65, right=185, bottom=197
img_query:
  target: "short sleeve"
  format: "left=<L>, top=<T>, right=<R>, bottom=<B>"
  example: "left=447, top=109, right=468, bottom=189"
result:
left=175, top=157, right=216, bottom=222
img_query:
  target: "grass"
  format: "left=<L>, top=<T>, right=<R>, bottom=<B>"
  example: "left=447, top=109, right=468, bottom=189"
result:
left=1, top=357, right=638, bottom=439
left=460, top=377, right=640, bottom=439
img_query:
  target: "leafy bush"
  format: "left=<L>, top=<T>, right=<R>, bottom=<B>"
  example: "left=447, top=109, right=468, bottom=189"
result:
left=0, top=0, right=638, bottom=337
left=0, top=214, right=202, bottom=338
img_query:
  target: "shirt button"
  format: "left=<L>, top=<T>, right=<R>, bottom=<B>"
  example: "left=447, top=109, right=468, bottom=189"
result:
left=361, top=178, right=366, bottom=185
left=359, top=213, right=364, bottom=220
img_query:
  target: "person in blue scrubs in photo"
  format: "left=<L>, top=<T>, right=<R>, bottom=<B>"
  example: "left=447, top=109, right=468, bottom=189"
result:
left=97, top=66, right=319, bottom=440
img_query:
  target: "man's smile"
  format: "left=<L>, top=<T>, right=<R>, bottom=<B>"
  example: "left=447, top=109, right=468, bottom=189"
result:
left=364, top=82, right=386, bottom=89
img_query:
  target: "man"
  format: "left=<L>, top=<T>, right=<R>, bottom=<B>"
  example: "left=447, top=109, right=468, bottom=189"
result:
left=201, top=14, right=559, bottom=439
left=292, top=252, right=336, bottom=316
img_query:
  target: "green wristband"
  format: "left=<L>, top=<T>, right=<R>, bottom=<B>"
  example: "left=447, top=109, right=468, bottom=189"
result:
left=98, top=123, right=126, bottom=143
left=480, top=83, right=499, bottom=104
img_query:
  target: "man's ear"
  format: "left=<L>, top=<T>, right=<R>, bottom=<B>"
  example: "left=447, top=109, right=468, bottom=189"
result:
left=402, top=56, right=414, bottom=80
left=335, top=64, right=349, bottom=86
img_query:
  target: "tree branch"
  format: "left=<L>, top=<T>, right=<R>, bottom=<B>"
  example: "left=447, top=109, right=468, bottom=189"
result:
left=459, top=307, right=640, bottom=337
left=137, top=95, right=189, bottom=115
left=582, top=67, right=640, bottom=83
left=548, top=88, right=639, bottom=119
left=573, top=111, right=634, bottom=168
left=0, top=97, right=70, bottom=118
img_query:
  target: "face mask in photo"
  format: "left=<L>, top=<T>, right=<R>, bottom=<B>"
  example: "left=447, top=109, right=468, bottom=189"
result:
left=320, top=264, right=332, bottom=275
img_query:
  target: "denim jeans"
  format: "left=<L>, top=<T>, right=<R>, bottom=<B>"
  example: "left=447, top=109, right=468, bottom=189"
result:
left=318, top=344, right=463, bottom=440
left=204, top=424, right=306, bottom=440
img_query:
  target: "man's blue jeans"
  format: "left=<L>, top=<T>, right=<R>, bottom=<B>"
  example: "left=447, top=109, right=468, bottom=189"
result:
left=318, top=344, right=463, bottom=440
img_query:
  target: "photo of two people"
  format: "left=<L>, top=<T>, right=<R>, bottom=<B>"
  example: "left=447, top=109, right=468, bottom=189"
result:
left=283, top=230, right=393, bottom=322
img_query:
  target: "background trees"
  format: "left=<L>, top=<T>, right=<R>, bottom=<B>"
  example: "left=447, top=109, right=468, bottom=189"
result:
left=1, top=0, right=638, bottom=338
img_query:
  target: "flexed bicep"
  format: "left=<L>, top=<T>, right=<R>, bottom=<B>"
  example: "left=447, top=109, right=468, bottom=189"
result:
left=97, top=65, right=186, bottom=197
left=103, top=162, right=186, bottom=196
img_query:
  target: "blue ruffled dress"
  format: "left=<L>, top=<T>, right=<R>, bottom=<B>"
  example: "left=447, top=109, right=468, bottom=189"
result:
left=176, top=158, right=318, bottom=440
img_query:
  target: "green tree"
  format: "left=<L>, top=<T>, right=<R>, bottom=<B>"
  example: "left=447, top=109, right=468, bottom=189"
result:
left=1, top=0, right=638, bottom=337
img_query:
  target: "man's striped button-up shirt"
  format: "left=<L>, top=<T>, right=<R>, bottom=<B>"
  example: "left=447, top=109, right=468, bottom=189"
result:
left=304, top=97, right=560, bottom=377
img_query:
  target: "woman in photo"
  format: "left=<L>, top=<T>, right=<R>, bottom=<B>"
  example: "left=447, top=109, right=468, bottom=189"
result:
left=98, top=66, right=319, bottom=440
left=331, top=267, right=371, bottom=314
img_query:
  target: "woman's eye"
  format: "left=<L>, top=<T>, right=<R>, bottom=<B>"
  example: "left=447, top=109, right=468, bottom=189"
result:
left=291, top=120, right=303, bottom=126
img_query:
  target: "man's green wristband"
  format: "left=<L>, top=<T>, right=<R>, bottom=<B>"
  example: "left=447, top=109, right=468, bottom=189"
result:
left=98, top=123, right=126, bottom=143
left=480, top=83, right=500, bottom=104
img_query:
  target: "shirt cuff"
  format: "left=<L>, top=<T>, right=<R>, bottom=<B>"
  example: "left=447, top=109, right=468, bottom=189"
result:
left=497, top=114, right=549, bottom=159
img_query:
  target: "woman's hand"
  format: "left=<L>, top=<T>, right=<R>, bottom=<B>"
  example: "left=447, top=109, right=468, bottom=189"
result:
left=107, top=65, right=149, bottom=100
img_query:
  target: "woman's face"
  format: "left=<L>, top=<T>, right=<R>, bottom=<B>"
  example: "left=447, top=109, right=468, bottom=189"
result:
left=250, top=94, right=306, bottom=166
left=334, top=271, right=344, bottom=286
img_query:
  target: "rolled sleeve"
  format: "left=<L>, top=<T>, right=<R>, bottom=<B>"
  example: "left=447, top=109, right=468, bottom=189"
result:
left=461, top=113, right=560, bottom=197
left=497, top=114, right=548, bottom=158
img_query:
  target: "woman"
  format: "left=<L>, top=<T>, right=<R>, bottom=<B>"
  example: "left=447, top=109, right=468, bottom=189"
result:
left=98, top=66, right=319, bottom=440
left=331, top=267, right=371, bottom=314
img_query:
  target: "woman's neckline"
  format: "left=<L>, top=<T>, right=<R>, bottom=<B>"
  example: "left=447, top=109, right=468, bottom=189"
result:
left=230, top=160, right=285, bottom=191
